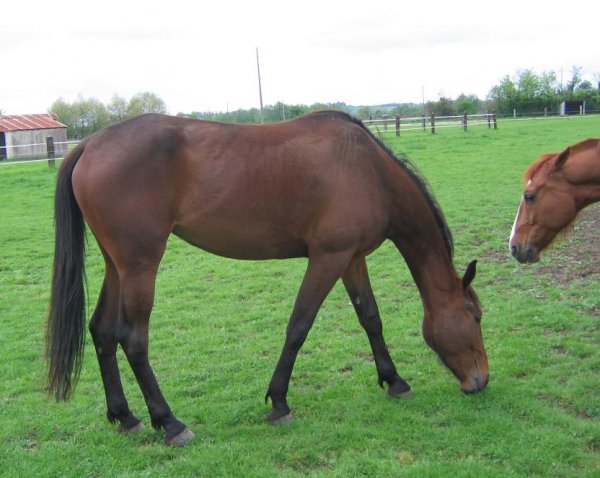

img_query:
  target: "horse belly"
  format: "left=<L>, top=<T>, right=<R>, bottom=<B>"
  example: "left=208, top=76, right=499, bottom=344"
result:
left=172, top=221, right=308, bottom=260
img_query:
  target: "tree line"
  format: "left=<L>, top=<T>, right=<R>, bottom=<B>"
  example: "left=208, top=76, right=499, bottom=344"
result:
left=42, top=66, right=599, bottom=138
left=487, top=66, right=600, bottom=116
left=49, top=92, right=167, bottom=138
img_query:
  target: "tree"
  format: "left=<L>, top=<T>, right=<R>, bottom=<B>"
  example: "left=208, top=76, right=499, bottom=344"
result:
left=488, top=70, right=560, bottom=115
left=454, top=94, right=482, bottom=114
left=538, top=71, right=559, bottom=106
left=108, top=94, right=128, bottom=122
left=48, top=92, right=167, bottom=138
left=70, top=96, right=110, bottom=138
left=49, top=98, right=77, bottom=137
left=515, top=69, right=541, bottom=110
left=487, top=75, right=518, bottom=115
left=564, top=66, right=583, bottom=97
left=425, top=96, right=455, bottom=116
left=126, top=92, right=167, bottom=117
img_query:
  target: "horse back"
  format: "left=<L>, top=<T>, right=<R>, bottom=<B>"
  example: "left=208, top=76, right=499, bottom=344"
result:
left=72, top=112, right=393, bottom=260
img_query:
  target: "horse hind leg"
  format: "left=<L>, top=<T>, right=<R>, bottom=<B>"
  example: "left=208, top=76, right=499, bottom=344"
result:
left=341, top=256, right=410, bottom=397
left=89, top=252, right=144, bottom=433
left=116, top=260, right=194, bottom=446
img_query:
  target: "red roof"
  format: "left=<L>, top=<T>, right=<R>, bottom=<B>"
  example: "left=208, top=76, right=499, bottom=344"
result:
left=0, top=114, right=67, bottom=133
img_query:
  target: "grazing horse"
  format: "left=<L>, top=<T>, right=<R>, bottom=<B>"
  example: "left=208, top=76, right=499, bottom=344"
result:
left=47, top=111, right=488, bottom=446
left=510, top=138, right=600, bottom=263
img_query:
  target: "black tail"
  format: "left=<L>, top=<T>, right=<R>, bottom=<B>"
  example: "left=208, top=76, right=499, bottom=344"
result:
left=46, top=142, right=87, bottom=401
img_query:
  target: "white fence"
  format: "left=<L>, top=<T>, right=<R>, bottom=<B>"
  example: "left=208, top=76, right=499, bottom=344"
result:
left=0, top=139, right=79, bottom=165
left=364, top=112, right=497, bottom=136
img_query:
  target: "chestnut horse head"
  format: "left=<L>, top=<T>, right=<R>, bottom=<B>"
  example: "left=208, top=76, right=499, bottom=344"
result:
left=509, top=138, right=600, bottom=263
left=421, top=260, right=488, bottom=393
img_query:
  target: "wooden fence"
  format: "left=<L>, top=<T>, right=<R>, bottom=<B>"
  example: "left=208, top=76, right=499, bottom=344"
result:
left=364, top=112, right=497, bottom=136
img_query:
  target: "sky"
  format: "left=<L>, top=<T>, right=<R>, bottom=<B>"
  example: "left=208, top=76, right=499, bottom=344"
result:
left=2, top=0, right=599, bottom=115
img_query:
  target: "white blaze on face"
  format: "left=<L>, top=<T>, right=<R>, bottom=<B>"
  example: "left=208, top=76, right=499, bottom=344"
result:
left=509, top=181, right=531, bottom=250
left=509, top=202, right=522, bottom=249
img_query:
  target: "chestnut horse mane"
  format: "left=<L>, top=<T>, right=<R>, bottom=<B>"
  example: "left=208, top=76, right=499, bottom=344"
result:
left=314, top=111, right=454, bottom=259
left=524, top=138, right=600, bottom=182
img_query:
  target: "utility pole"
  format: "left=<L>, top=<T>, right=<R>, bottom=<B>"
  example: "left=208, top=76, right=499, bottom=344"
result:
left=256, top=48, right=264, bottom=123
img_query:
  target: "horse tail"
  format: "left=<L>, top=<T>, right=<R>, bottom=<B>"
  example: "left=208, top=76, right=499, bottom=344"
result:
left=46, top=142, right=87, bottom=401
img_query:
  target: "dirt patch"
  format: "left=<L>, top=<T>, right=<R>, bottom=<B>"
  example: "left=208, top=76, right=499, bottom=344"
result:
left=534, top=204, right=600, bottom=285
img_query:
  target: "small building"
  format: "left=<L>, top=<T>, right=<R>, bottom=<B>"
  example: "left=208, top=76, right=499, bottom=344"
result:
left=560, top=100, right=585, bottom=116
left=0, top=114, right=68, bottom=160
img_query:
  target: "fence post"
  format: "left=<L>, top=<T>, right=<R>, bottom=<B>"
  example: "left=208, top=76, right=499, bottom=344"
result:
left=544, top=107, right=547, bottom=117
left=513, top=108, right=516, bottom=118
left=421, top=114, right=426, bottom=131
left=395, top=116, right=400, bottom=137
left=463, top=112, right=468, bottom=132
left=430, top=113, right=435, bottom=134
left=46, top=136, right=55, bottom=167
left=492, top=111, right=497, bottom=130
left=487, top=112, right=491, bottom=129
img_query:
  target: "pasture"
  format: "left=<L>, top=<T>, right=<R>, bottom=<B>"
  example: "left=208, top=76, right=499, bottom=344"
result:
left=1, top=115, right=598, bottom=477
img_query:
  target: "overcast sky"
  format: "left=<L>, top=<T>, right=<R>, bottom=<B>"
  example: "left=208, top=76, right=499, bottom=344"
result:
left=2, top=0, right=599, bottom=115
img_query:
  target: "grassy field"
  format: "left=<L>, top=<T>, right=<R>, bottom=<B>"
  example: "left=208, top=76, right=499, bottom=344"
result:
left=1, top=115, right=598, bottom=477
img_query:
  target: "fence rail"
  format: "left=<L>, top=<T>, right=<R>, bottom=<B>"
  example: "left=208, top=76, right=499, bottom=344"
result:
left=364, top=112, right=498, bottom=136
left=0, top=138, right=80, bottom=166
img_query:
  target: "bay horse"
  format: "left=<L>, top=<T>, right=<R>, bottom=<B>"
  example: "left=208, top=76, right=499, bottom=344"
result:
left=510, top=138, right=600, bottom=263
left=47, top=111, right=488, bottom=446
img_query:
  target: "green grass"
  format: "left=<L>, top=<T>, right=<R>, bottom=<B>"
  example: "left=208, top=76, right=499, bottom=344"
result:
left=1, top=116, right=598, bottom=477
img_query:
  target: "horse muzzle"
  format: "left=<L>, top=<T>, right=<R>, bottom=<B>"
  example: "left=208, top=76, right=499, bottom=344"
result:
left=510, top=243, right=540, bottom=264
left=460, top=371, right=489, bottom=394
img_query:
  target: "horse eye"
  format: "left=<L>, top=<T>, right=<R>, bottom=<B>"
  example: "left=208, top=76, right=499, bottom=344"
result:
left=523, top=192, right=535, bottom=203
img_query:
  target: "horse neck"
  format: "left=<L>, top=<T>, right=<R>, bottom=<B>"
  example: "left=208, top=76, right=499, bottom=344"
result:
left=565, top=151, right=600, bottom=209
left=385, top=173, right=459, bottom=310
left=392, top=233, right=458, bottom=311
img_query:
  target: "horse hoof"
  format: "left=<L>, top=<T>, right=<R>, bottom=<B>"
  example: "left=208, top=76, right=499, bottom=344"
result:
left=118, top=421, right=145, bottom=434
left=389, top=389, right=411, bottom=398
left=387, top=382, right=411, bottom=398
left=166, top=428, right=195, bottom=447
left=267, top=411, right=294, bottom=425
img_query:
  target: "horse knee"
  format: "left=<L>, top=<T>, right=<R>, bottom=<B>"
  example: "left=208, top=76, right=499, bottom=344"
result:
left=360, top=314, right=383, bottom=336
left=285, top=321, right=311, bottom=350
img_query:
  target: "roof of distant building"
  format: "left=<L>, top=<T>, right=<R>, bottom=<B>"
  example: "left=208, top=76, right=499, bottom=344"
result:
left=0, top=114, right=67, bottom=133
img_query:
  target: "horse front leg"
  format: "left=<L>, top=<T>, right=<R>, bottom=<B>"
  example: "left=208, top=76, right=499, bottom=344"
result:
left=265, top=250, right=354, bottom=423
left=342, top=256, right=411, bottom=397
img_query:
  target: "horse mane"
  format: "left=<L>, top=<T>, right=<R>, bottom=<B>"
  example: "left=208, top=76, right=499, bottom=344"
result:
left=525, top=138, right=600, bottom=183
left=311, top=110, right=454, bottom=259
left=524, top=153, right=556, bottom=182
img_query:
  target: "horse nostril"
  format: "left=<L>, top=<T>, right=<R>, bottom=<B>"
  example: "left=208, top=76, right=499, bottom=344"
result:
left=510, top=245, right=518, bottom=258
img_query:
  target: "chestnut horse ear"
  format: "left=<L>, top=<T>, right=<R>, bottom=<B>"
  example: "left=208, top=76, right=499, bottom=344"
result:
left=462, top=260, right=477, bottom=289
left=554, top=147, right=570, bottom=170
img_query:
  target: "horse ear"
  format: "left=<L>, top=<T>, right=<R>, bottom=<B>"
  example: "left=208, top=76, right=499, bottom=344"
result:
left=462, top=260, right=477, bottom=289
left=554, top=147, right=570, bottom=170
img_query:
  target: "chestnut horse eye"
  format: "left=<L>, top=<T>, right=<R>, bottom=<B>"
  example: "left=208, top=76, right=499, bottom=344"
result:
left=523, top=192, right=535, bottom=203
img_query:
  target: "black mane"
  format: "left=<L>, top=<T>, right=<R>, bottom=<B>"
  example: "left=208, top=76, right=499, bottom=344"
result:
left=324, top=111, right=454, bottom=259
